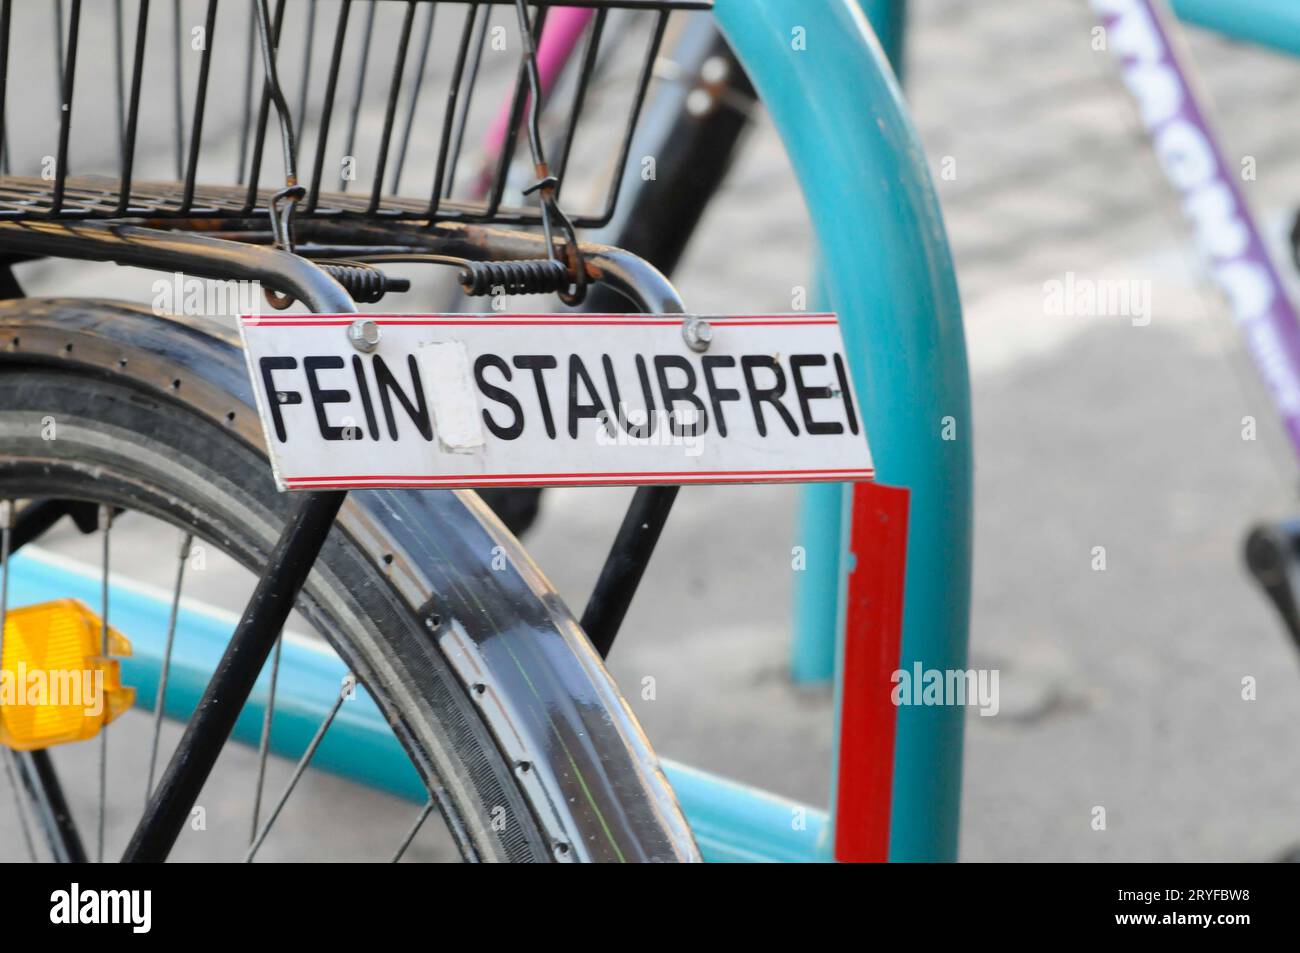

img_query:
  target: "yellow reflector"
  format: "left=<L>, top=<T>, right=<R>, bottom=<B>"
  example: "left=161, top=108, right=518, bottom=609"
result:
left=0, top=598, right=134, bottom=751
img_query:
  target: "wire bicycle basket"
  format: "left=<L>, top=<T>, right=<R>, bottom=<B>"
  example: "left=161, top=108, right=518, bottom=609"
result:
left=0, top=0, right=709, bottom=235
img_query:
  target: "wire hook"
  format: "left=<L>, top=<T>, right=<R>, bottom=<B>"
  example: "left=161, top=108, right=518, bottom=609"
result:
left=513, top=0, right=588, bottom=306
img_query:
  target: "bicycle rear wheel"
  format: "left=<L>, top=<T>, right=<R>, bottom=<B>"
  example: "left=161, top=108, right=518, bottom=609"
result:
left=0, top=297, right=697, bottom=863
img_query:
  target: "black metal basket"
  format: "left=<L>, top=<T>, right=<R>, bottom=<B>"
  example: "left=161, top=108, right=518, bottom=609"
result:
left=0, top=0, right=709, bottom=229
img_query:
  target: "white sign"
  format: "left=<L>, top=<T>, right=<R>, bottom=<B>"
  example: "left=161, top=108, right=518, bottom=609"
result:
left=238, top=313, right=874, bottom=491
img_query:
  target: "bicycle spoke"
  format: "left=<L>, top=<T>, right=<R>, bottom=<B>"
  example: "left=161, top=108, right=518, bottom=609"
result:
left=0, top=498, right=12, bottom=663
left=96, top=503, right=112, bottom=863
left=0, top=499, right=37, bottom=863
left=1, top=500, right=90, bottom=863
left=249, top=631, right=283, bottom=843
left=245, top=674, right=351, bottom=862
left=15, top=749, right=86, bottom=863
left=390, top=798, right=433, bottom=863
left=1, top=750, right=37, bottom=862
left=145, top=531, right=192, bottom=804
left=123, top=491, right=346, bottom=863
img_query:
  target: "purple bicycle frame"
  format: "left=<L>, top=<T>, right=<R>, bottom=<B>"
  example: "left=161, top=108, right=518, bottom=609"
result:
left=1093, top=0, right=1300, bottom=457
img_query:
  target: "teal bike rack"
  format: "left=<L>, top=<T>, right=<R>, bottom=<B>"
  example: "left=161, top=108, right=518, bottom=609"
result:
left=717, top=0, right=972, bottom=860
left=791, top=0, right=906, bottom=686
left=858, top=0, right=908, bottom=78
left=777, top=0, right=1300, bottom=859
left=1169, top=0, right=1300, bottom=59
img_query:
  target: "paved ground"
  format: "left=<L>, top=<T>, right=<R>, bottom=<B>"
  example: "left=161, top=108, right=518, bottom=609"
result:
left=6, top=0, right=1300, bottom=861
left=914, top=0, right=1300, bottom=861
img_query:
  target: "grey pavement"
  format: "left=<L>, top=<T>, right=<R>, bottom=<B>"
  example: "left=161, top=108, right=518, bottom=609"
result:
left=6, top=0, right=1300, bottom=861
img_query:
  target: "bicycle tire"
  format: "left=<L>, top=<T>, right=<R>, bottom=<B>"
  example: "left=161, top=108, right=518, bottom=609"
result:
left=0, top=296, right=699, bottom=863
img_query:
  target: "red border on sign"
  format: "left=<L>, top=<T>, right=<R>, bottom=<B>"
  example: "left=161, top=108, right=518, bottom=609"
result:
left=240, top=312, right=840, bottom=328
left=282, top=467, right=874, bottom=489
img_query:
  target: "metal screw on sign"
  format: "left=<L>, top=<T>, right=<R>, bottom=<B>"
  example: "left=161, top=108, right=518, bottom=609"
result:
left=682, top=316, right=713, bottom=353
left=348, top=319, right=381, bottom=353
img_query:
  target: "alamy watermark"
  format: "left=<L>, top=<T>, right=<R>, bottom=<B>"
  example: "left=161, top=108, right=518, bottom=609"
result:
left=0, top=663, right=105, bottom=717
left=1043, top=271, right=1151, bottom=326
left=891, top=663, right=999, bottom=717
left=152, top=272, right=262, bottom=319
left=594, top=406, right=704, bottom=457
left=50, top=884, right=151, bottom=933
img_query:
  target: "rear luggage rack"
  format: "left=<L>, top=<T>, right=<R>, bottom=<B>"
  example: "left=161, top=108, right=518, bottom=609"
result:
left=0, top=0, right=711, bottom=230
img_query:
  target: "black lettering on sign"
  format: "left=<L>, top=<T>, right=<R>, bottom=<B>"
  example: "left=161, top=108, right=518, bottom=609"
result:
left=305, top=356, right=353, bottom=441
left=602, top=354, right=658, bottom=438
left=351, top=355, right=380, bottom=440
left=702, top=355, right=740, bottom=438
left=633, top=356, right=658, bottom=438
left=373, top=354, right=433, bottom=441
left=789, top=355, right=843, bottom=436
left=259, top=356, right=302, bottom=443
left=741, top=356, right=799, bottom=437
left=568, top=355, right=614, bottom=439
left=513, top=355, right=558, bottom=439
left=475, top=355, right=524, bottom=440
left=654, top=356, right=707, bottom=437
left=833, top=354, right=861, bottom=436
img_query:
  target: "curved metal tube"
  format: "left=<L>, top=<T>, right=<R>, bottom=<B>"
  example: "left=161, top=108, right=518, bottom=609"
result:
left=0, top=222, right=355, bottom=313
left=715, top=0, right=972, bottom=860
left=7, top=214, right=689, bottom=317
left=1169, top=0, right=1300, bottom=58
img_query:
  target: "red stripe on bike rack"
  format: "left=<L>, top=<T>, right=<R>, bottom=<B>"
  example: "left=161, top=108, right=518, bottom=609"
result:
left=834, top=482, right=909, bottom=863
